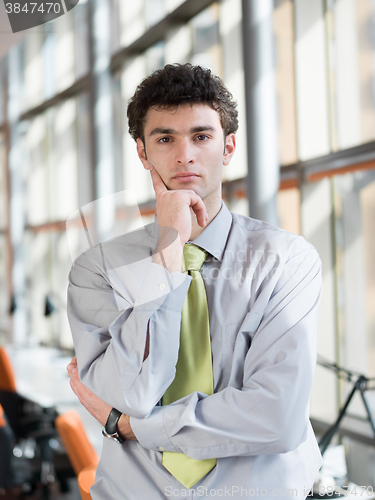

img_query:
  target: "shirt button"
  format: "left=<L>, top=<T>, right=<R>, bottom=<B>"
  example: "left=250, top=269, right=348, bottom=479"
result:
left=159, top=283, right=166, bottom=290
left=158, top=446, right=165, bottom=451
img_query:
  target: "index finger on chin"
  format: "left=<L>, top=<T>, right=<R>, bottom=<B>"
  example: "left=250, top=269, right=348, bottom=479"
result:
left=150, top=166, right=167, bottom=197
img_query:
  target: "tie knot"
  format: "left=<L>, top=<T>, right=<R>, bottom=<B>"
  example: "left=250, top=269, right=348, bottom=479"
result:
left=182, top=244, right=207, bottom=272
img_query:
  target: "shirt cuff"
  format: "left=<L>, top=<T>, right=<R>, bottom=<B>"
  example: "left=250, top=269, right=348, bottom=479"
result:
left=130, top=406, right=180, bottom=453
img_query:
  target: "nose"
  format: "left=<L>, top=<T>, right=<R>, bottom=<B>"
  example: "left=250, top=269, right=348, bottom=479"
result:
left=175, top=138, right=195, bottom=165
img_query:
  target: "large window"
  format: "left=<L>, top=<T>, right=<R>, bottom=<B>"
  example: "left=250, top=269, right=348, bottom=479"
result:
left=0, top=0, right=374, bottom=440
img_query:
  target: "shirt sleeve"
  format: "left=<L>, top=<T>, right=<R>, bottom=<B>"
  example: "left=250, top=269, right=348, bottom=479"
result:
left=130, top=240, right=322, bottom=457
left=67, top=249, right=191, bottom=419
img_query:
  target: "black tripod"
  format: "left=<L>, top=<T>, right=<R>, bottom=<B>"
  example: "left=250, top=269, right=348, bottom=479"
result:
left=310, top=357, right=375, bottom=499
left=317, top=356, right=375, bottom=456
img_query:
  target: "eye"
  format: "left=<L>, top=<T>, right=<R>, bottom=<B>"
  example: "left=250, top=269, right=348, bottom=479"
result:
left=157, top=137, right=171, bottom=143
left=195, top=134, right=209, bottom=141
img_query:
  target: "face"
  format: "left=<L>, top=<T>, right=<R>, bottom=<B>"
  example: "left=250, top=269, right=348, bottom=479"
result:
left=136, top=104, right=236, bottom=209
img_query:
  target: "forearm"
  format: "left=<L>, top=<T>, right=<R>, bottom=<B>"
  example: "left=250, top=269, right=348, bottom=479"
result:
left=68, top=254, right=191, bottom=418
left=71, top=300, right=185, bottom=417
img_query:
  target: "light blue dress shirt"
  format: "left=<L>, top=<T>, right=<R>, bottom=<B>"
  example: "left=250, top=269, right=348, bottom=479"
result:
left=68, top=202, right=322, bottom=499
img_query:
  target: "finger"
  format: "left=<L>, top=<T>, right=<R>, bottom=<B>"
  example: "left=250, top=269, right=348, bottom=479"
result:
left=150, top=166, right=168, bottom=197
left=188, top=193, right=208, bottom=227
left=67, top=363, right=80, bottom=381
left=67, top=356, right=78, bottom=373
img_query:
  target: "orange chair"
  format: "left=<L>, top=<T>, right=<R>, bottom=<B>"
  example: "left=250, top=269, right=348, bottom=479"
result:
left=0, top=347, right=17, bottom=392
left=78, top=465, right=97, bottom=500
left=55, top=411, right=99, bottom=499
left=0, top=347, right=23, bottom=432
left=0, top=403, right=6, bottom=427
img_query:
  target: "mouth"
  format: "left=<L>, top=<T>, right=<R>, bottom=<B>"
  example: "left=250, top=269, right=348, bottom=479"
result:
left=172, top=172, right=200, bottom=182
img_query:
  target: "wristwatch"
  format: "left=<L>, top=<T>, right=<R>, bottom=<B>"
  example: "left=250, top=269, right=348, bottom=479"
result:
left=102, top=408, right=124, bottom=444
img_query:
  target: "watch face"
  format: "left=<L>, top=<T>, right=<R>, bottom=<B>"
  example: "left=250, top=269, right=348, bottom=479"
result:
left=102, top=428, right=123, bottom=444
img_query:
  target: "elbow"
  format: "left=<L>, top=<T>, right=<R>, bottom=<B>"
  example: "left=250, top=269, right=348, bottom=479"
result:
left=126, top=404, right=153, bottom=419
left=121, top=392, right=159, bottom=419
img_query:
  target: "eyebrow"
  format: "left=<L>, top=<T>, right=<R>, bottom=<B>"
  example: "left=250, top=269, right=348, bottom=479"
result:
left=149, top=125, right=217, bottom=136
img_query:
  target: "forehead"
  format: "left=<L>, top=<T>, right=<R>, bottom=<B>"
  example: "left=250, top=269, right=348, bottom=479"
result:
left=143, top=103, right=222, bottom=133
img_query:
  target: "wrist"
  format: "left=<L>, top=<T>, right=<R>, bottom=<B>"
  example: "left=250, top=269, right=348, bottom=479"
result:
left=117, top=414, right=137, bottom=441
left=153, top=233, right=184, bottom=273
left=102, top=408, right=124, bottom=444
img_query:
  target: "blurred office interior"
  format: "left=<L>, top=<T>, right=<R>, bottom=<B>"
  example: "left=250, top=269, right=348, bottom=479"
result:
left=0, top=0, right=375, bottom=496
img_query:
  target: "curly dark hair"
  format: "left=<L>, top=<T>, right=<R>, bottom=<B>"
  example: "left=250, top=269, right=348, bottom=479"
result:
left=127, top=64, right=238, bottom=143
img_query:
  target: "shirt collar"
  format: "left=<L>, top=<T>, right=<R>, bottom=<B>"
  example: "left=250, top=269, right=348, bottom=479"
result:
left=152, top=201, right=232, bottom=262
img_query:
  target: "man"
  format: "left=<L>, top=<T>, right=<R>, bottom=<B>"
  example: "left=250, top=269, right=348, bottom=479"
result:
left=67, top=63, right=322, bottom=499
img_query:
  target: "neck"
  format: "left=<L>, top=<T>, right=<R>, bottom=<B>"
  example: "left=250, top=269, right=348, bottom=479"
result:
left=190, top=196, right=222, bottom=241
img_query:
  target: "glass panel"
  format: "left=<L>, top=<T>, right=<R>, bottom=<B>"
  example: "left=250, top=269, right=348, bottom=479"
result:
left=119, top=0, right=146, bottom=48
left=74, top=0, right=89, bottom=78
left=294, top=0, right=330, bottom=160
left=55, top=10, right=76, bottom=92
left=50, top=230, right=73, bottom=349
left=0, top=62, right=4, bottom=126
left=25, top=114, right=49, bottom=226
left=332, top=168, right=375, bottom=417
left=121, top=55, right=153, bottom=204
left=190, top=3, right=221, bottom=75
left=24, top=228, right=72, bottom=348
left=23, top=11, right=79, bottom=110
left=277, top=187, right=300, bottom=234
left=327, top=0, right=375, bottom=150
left=301, top=178, right=338, bottom=423
left=0, top=235, right=10, bottom=344
left=165, top=24, right=192, bottom=65
left=361, top=176, right=375, bottom=376
left=220, top=0, right=247, bottom=182
left=25, top=98, right=79, bottom=226
left=145, top=0, right=165, bottom=28
left=51, top=99, right=79, bottom=221
left=0, top=132, right=7, bottom=230
left=273, top=0, right=298, bottom=166
left=42, top=25, right=56, bottom=100
left=24, top=230, right=51, bottom=345
left=24, top=29, right=44, bottom=110
left=333, top=169, right=375, bottom=377
left=145, top=41, right=165, bottom=73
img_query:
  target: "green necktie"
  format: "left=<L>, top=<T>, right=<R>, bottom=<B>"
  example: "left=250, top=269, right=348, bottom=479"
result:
left=162, top=244, right=216, bottom=489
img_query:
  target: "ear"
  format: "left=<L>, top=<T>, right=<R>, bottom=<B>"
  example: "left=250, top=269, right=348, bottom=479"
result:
left=223, top=133, right=236, bottom=166
left=136, top=138, right=151, bottom=170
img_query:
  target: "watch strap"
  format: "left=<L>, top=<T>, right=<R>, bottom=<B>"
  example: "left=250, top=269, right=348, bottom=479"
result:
left=103, top=408, right=124, bottom=443
left=105, top=408, right=122, bottom=434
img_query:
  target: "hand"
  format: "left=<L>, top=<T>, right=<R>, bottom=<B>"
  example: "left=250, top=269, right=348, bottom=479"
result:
left=67, top=357, right=137, bottom=440
left=150, top=166, right=208, bottom=245
left=67, top=356, right=111, bottom=426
